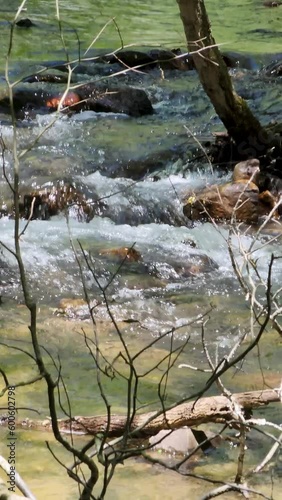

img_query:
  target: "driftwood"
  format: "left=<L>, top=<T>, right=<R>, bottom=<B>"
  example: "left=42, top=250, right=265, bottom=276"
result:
left=17, top=389, right=280, bottom=437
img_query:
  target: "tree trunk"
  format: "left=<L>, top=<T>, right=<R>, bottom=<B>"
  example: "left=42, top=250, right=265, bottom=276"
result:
left=17, top=389, right=280, bottom=437
left=176, top=0, right=274, bottom=158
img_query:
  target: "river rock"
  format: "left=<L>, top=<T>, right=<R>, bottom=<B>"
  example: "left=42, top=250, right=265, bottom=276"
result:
left=19, top=182, right=104, bottom=221
left=77, top=84, right=154, bottom=117
left=0, top=84, right=154, bottom=118
left=16, top=18, right=35, bottom=28
left=149, top=428, right=199, bottom=454
left=183, top=159, right=278, bottom=224
left=263, top=1, right=281, bottom=6
left=147, top=48, right=194, bottom=71
left=99, top=50, right=156, bottom=68
left=56, top=298, right=90, bottom=320
left=258, top=172, right=282, bottom=215
left=98, top=47, right=257, bottom=72
left=99, top=48, right=193, bottom=71
left=99, top=247, right=142, bottom=262
left=149, top=427, right=219, bottom=454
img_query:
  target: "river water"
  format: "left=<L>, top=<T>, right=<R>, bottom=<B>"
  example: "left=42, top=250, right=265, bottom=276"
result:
left=0, top=1, right=282, bottom=499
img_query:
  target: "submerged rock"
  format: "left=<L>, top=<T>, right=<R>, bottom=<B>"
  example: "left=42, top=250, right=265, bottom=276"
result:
left=99, top=247, right=142, bottom=262
left=16, top=17, right=35, bottom=28
left=0, top=258, right=18, bottom=298
left=56, top=298, right=94, bottom=320
left=149, top=253, right=218, bottom=280
left=99, top=49, right=156, bottom=68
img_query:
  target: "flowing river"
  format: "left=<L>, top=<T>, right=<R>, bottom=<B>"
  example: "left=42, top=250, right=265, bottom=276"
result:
left=0, top=1, right=282, bottom=499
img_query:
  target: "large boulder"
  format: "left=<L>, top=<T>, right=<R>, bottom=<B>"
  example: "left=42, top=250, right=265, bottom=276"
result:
left=0, top=84, right=154, bottom=118
left=183, top=159, right=278, bottom=224
left=76, top=83, right=154, bottom=117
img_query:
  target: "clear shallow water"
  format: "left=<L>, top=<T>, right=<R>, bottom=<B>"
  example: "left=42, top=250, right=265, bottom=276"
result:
left=1, top=1, right=282, bottom=499
left=2, top=422, right=281, bottom=500
left=0, top=0, right=282, bottom=77
left=0, top=297, right=281, bottom=499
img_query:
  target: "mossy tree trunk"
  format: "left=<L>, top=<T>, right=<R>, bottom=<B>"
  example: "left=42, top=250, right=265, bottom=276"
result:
left=176, top=0, right=274, bottom=158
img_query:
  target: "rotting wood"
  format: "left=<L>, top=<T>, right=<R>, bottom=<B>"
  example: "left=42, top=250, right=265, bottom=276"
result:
left=13, top=389, right=280, bottom=437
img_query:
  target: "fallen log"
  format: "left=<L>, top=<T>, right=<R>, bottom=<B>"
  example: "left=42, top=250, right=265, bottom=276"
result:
left=17, top=389, right=280, bottom=437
